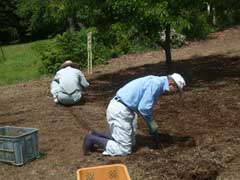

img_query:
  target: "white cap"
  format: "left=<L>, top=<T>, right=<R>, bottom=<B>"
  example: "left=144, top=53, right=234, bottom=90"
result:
left=170, top=73, right=186, bottom=93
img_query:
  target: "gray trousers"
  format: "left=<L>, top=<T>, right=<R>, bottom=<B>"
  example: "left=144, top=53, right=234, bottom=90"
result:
left=50, top=81, right=82, bottom=105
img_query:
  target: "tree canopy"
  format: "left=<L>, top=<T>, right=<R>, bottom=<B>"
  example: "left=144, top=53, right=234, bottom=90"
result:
left=1, top=0, right=239, bottom=72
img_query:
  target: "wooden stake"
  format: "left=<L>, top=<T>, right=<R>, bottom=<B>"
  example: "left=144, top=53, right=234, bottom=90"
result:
left=87, top=32, right=93, bottom=74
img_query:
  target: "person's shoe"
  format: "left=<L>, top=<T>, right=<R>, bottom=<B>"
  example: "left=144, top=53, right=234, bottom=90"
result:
left=89, top=130, right=97, bottom=135
left=82, top=135, right=91, bottom=156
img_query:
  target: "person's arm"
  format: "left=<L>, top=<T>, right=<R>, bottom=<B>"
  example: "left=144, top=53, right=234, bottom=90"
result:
left=79, top=71, right=89, bottom=89
left=137, top=79, right=163, bottom=146
left=139, top=98, right=160, bottom=144
left=50, top=72, right=61, bottom=98
left=139, top=101, right=159, bottom=143
left=137, top=83, right=159, bottom=135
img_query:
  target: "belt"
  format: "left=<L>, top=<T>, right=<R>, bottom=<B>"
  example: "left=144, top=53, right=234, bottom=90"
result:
left=61, top=89, right=80, bottom=96
left=114, top=96, right=134, bottom=113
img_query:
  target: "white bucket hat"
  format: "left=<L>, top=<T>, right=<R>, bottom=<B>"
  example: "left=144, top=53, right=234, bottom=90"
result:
left=59, top=60, right=79, bottom=70
left=170, top=73, right=186, bottom=95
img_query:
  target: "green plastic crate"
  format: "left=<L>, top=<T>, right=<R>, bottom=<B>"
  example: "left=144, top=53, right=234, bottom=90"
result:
left=0, top=126, right=39, bottom=166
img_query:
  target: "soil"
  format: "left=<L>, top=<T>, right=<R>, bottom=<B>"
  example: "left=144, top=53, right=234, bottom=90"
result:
left=0, top=26, right=240, bottom=180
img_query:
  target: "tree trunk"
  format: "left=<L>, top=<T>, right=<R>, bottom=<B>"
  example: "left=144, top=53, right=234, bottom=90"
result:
left=164, top=24, right=172, bottom=73
left=0, top=44, right=6, bottom=61
left=68, top=17, right=75, bottom=32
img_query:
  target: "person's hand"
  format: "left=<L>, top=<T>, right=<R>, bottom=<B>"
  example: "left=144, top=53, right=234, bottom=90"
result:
left=54, top=98, right=58, bottom=103
left=148, top=120, right=158, bottom=135
left=53, top=95, right=58, bottom=103
left=148, top=120, right=160, bottom=147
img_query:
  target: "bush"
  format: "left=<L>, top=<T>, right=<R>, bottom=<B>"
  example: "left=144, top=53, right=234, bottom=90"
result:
left=216, top=9, right=240, bottom=28
left=33, top=38, right=60, bottom=74
left=0, top=27, right=19, bottom=44
left=109, top=23, right=135, bottom=57
left=101, top=23, right=159, bottom=56
left=182, top=13, right=215, bottom=40
left=38, top=28, right=111, bottom=74
left=39, top=22, right=188, bottom=74
left=98, top=23, right=138, bottom=57
left=38, top=23, right=157, bottom=74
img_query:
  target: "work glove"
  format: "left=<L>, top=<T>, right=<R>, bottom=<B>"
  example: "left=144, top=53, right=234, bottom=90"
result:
left=147, top=120, right=160, bottom=145
left=148, top=120, right=158, bottom=135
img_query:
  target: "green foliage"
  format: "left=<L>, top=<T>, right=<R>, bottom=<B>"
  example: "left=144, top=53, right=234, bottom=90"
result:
left=2, top=0, right=240, bottom=85
left=0, top=0, right=20, bottom=43
left=2, top=0, right=240, bottom=45
left=40, top=0, right=204, bottom=73
left=182, top=11, right=215, bottom=40
left=39, top=28, right=111, bottom=74
left=206, top=0, right=240, bottom=27
left=2, top=0, right=239, bottom=76
left=107, top=23, right=138, bottom=57
left=215, top=1, right=240, bottom=27
left=33, top=39, right=59, bottom=74
left=16, top=0, right=67, bottom=39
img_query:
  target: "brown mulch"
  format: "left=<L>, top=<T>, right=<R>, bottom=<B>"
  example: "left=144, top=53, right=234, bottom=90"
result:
left=0, top=26, right=240, bottom=180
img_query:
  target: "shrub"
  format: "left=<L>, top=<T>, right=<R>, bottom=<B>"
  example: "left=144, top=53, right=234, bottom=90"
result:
left=39, top=23, right=188, bottom=74
left=182, top=13, right=215, bottom=40
left=99, top=23, right=138, bottom=57
left=38, top=28, right=111, bottom=74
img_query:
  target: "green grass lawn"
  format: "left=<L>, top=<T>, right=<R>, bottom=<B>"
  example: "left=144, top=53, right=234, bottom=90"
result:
left=0, top=40, right=50, bottom=86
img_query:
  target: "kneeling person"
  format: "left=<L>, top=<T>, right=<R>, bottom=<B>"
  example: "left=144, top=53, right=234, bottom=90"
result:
left=83, top=73, right=186, bottom=156
left=50, top=60, right=89, bottom=105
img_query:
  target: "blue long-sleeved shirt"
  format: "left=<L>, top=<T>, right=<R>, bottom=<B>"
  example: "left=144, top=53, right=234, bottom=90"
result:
left=116, top=75, right=169, bottom=122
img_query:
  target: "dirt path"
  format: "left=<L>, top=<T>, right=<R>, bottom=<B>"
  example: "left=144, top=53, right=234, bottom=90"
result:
left=0, top=26, right=240, bottom=180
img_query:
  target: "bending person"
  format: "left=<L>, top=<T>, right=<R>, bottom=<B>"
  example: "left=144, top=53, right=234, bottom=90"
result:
left=83, top=73, right=186, bottom=156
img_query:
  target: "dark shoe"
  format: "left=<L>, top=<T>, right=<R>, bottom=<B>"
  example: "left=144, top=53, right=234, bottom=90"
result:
left=89, top=130, right=98, bottom=135
left=82, top=135, right=91, bottom=156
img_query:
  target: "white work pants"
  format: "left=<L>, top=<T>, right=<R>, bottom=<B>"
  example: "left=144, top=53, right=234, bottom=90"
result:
left=103, top=98, right=137, bottom=156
